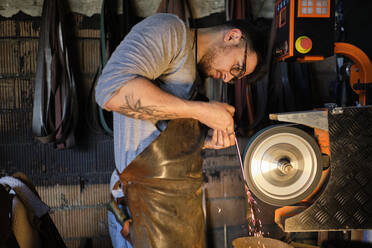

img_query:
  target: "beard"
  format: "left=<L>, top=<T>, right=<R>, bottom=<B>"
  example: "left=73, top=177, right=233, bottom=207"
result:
left=197, top=47, right=217, bottom=79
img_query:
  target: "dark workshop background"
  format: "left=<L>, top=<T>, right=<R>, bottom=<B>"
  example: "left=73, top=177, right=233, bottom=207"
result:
left=0, top=0, right=371, bottom=247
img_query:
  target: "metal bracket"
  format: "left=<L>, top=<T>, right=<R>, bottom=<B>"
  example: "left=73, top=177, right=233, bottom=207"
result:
left=269, top=110, right=328, bottom=131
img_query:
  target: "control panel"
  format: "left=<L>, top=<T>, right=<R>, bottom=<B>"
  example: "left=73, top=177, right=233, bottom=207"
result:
left=274, top=0, right=335, bottom=62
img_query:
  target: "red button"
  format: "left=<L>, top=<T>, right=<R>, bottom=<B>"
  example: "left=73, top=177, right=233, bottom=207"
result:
left=300, top=37, right=312, bottom=50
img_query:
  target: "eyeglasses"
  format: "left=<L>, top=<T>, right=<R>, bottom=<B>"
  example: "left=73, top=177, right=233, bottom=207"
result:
left=229, top=38, right=248, bottom=83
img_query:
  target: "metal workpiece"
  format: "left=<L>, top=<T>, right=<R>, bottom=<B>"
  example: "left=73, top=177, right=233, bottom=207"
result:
left=269, top=110, right=328, bottom=130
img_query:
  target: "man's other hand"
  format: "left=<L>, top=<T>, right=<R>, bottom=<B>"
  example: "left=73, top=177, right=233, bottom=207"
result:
left=203, top=129, right=236, bottom=149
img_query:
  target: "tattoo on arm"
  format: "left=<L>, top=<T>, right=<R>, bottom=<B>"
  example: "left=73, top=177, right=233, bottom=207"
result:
left=117, top=95, right=180, bottom=120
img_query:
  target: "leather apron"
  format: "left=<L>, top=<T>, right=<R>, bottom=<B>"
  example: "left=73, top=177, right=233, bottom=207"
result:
left=119, top=118, right=207, bottom=248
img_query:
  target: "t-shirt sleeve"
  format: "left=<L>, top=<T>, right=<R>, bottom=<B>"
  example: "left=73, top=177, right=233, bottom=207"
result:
left=95, top=13, right=186, bottom=107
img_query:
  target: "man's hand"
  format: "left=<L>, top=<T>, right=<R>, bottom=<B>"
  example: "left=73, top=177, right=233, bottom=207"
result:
left=203, top=128, right=236, bottom=149
left=195, top=101, right=235, bottom=150
left=194, top=101, right=235, bottom=133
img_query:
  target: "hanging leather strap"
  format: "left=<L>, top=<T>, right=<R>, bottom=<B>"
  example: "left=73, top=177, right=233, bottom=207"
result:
left=87, top=0, right=140, bottom=135
left=32, top=0, right=78, bottom=149
left=98, top=0, right=114, bottom=135
left=85, top=0, right=114, bottom=136
left=86, top=66, right=108, bottom=134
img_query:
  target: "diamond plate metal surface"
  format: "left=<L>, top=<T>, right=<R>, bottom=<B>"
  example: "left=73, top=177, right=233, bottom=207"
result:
left=284, top=106, right=372, bottom=231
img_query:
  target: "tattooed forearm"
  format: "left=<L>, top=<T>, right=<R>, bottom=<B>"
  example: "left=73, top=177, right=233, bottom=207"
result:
left=117, top=95, right=180, bottom=120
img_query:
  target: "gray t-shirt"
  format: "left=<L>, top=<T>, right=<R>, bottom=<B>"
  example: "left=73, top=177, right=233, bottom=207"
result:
left=95, top=13, right=197, bottom=175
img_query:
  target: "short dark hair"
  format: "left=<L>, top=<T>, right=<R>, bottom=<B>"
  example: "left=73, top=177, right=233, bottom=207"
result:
left=221, top=18, right=271, bottom=83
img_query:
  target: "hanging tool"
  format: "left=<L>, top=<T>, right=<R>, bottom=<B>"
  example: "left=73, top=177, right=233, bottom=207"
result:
left=107, top=199, right=132, bottom=242
left=107, top=199, right=130, bottom=227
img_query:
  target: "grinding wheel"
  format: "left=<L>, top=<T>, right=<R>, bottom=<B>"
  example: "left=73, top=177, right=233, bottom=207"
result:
left=243, top=125, right=322, bottom=206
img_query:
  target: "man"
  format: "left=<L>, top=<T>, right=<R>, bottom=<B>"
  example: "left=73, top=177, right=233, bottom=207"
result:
left=96, top=13, right=266, bottom=248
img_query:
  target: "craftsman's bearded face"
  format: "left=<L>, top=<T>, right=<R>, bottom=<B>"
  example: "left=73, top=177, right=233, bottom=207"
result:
left=197, top=47, right=219, bottom=79
left=198, top=32, right=258, bottom=83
